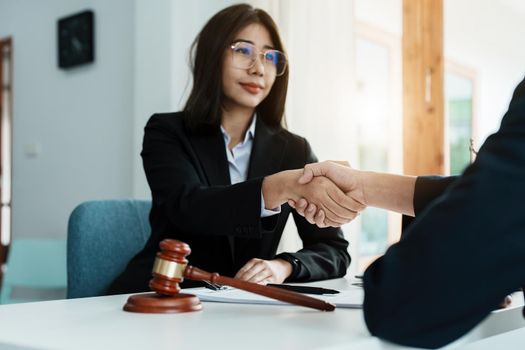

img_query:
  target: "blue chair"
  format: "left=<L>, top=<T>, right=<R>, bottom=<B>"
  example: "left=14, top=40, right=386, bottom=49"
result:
left=67, top=200, right=151, bottom=298
left=0, top=239, right=67, bottom=304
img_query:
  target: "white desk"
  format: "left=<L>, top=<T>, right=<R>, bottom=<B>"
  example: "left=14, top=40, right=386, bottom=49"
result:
left=0, top=278, right=523, bottom=350
left=456, top=326, right=525, bottom=350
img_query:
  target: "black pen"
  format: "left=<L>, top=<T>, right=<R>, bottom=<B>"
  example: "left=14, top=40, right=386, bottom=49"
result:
left=203, top=281, right=227, bottom=291
left=268, top=284, right=339, bottom=295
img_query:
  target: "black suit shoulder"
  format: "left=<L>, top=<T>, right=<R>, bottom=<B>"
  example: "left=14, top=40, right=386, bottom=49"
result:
left=272, top=127, right=307, bottom=145
left=144, top=111, right=186, bottom=133
left=147, top=113, right=309, bottom=150
left=267, top=127, right=317, bottom=167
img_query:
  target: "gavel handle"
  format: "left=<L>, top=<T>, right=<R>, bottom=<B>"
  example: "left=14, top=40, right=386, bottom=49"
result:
left=184, top=265, right=335, bottom=311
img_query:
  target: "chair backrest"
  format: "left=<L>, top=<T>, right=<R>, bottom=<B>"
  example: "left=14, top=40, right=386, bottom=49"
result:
left=67, top=199, right=151, bottom=298
left=0, top=239, right=67, bottom=304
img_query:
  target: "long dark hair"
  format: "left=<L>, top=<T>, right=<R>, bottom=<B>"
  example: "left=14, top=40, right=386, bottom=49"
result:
left=183, top=4, right=288, bottom=132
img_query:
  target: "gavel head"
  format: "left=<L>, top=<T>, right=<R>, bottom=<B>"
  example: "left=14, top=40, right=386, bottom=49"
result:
left=123, top=239, right=202, bottom=313
left=149, top=239, right=191, bottom=296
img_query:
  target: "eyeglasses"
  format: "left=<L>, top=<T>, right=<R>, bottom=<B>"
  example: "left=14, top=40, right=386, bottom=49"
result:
left=229, top=41, right=287, bottom=77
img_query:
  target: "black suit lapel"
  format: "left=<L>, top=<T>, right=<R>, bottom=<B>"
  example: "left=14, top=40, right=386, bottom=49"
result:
left=247, top=118, right=287, bottom=179
left=243, top=119, right=287, bottom=269
left=233, top=119, right=288, bottom=268
left=187, top=127, right=235, bottom=265
left=187, top=120, right=288, bottom=271
left=188, top=128, right=231, bottom=186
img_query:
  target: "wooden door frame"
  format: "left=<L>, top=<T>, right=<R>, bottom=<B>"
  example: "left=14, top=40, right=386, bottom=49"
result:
left=403, top=0, right=445, bottom=175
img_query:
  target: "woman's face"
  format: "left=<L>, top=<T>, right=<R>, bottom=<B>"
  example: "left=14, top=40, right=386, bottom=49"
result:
left=222, top=23, right=277, bottom=112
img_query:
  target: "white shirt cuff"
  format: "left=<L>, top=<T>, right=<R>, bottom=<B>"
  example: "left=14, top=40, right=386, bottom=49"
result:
left=261, top=191, right=281, bottom=218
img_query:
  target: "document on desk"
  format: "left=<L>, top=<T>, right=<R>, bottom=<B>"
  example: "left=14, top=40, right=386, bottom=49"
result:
left=185, top=287, right=363, bottom=308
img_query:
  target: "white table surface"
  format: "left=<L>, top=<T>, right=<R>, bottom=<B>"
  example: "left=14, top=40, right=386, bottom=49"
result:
left=456, top=326, right=525, bottom=350
left=0, top=278, right=523, bottom=350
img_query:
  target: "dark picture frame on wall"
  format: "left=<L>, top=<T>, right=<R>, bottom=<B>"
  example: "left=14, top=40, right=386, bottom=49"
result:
left=57, top=10, right=95, bottom=69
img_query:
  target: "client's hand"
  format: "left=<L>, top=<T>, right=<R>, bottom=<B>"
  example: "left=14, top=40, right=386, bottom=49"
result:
left=294, top=176, right=363, bottom=227
left=289, top=161, right=367, bottom=228
left=234, top=258, right=292, bottom=284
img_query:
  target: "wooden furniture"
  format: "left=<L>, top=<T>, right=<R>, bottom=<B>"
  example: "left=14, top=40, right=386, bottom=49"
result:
left=124, top=239, right=335, bottom=313
left=123, top=239, right=202, bottom=313
left=0, top=278, right=523, bottom=350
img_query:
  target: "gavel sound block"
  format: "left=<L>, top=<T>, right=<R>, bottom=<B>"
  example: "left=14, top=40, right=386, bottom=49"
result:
left=123, top=239, right=335, bottom=313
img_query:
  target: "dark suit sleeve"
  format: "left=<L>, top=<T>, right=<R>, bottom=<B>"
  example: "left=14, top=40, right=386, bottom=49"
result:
left=278, top=139, right=351, bottom=281
left=363, top=96, right=525, bottom=348
left=413, top=176, right=458, bottom=215
left=142, top=115, right=263, bottom=238
left=401, top=176, right=458, bottom=233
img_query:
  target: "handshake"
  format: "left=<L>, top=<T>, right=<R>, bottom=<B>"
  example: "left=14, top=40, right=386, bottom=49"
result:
left=262, top=161, right=369, bottom=228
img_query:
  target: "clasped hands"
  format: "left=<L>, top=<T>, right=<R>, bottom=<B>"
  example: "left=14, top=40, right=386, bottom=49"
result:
left=292, top=161, right=367, bottom=228
left=263, top=160, right=366, bottom=228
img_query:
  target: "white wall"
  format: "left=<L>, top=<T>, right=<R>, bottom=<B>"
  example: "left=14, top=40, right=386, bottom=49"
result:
left=355, top=0, right=401, bottom=37
left=132, top=0, right=173, bottom=198
left=0, top=0, right=135, bottom=240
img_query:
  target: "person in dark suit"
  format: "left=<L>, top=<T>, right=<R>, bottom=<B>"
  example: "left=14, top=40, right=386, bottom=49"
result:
left=108, top=4, right=363, bottom=294
left=289, top=77, right=525, bottom=348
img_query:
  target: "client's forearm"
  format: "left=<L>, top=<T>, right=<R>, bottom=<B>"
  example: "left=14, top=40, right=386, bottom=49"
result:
left=357, top=170, right=416, bottom=216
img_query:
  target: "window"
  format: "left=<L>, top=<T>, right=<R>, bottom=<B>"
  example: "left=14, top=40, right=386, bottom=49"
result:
left=445, top=63, right=476, bottom=175
left=354, top=23, right=402, bottom=271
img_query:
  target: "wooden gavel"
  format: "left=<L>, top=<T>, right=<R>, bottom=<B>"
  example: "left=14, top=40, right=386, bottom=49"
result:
left=123, top=239, right=335, bottom=313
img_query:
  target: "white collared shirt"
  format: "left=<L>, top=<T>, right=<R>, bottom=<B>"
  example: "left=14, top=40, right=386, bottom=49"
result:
left=220, top=116, right=281, bottom=218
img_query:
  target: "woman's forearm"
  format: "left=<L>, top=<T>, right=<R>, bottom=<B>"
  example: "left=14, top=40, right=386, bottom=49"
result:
left=261, top=170, right=300, bottom=209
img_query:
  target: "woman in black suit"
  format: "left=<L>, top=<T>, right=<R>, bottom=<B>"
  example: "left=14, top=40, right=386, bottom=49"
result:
left=108, top=4, right=363, bottom=293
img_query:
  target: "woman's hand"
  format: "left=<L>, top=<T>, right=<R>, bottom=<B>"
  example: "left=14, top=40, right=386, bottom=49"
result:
left=234, top=258, right=292, bottom=284
left=289, top=199, right=328, bottom=227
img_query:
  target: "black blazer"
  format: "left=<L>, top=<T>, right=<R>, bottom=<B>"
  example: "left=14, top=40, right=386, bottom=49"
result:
left=363, top=77, right=525, bottom=349
left=108, top=112, right=350, bottom=293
